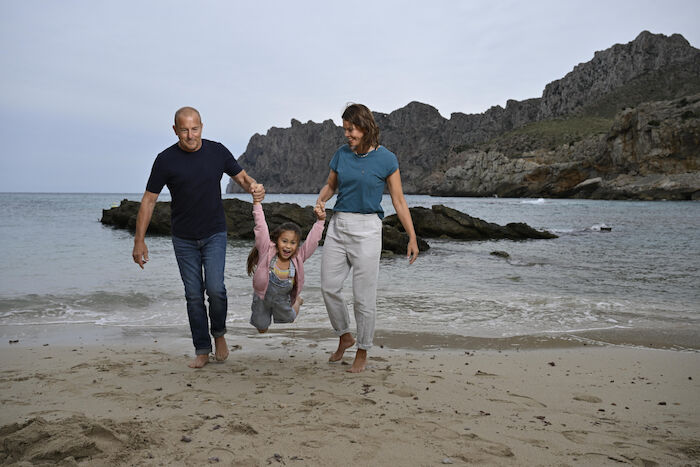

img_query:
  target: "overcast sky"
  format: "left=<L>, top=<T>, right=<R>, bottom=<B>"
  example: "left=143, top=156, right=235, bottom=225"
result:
left=1, top=0, right=698, bottom=193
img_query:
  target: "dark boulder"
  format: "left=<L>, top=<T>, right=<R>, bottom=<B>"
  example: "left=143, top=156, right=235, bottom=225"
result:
left=100, top=199, right=171, bottom=235
left=101, top=201, right=555, bottom=256
left=101, top=199, right=430, bottom=254
left=101, top=198, right=319, bottom=239
left=382, top=224, right=431, bottom=254
left=383, top=205, right=557, bottom=240
left=490, top=250, right=510, bottom=258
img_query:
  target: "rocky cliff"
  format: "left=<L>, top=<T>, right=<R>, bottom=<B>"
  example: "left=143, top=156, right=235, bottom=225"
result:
left=538, top=31, right=700, bottom=119
left=228, top=31, right=700, bottom=199
left=229, top=119, right=344, bottom=194
left=431, top=94, right=700, bottom=200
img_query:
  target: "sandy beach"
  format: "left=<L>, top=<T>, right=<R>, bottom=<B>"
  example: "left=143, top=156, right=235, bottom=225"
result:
left=1, top=325, right=699, bottom=466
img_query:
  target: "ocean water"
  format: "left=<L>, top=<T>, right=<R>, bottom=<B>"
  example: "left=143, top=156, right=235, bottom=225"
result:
left=1, top=192, right=698, bottom=347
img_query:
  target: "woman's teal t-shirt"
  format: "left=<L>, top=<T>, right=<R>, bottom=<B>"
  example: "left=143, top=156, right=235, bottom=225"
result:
left=329, top=144, right=399, bottom=219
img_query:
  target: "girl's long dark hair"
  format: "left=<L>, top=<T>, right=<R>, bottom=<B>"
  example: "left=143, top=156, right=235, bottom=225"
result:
left=247, top=222, right=302, bottom=276
left=342, top=103, right=380, bottom=154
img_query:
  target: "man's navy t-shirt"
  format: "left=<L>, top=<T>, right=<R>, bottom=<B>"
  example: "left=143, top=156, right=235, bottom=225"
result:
left=146, top=139, right=243, bottom=239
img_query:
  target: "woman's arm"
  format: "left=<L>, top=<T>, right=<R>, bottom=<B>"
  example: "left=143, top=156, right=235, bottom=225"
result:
left=316, top=170, right=338, bottom=211
left=386, top=169, right=419, bottom=264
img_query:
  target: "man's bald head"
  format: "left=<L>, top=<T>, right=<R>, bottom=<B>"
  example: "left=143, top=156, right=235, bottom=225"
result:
left=174, top=107, right=202, bottom=127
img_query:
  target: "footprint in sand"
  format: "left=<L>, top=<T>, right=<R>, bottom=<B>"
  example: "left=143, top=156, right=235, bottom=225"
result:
left=301, top=440, right=321, bottom=448
left=561, top=430, right=589, bottom=443
left=388, top=387, right=416, bottom=398
left=626, top=457, right=659, bottom=467
left=507, top=392, right=547, bottom=408
left=301, top=399, right=325, bottom=408
left=0, top=416, right=133, bottom=464
left=369, top=356, right=388, bottom=362
left=227, top=422, right=258, bottom=435
left=573, top=394, right=603, bottom=403
left=92, top=391, right=134, bottom=402
left=203, top=448, right=236, bottom=464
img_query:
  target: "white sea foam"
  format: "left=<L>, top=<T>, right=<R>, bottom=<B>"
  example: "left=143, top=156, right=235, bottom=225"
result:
left=542, top=324, right=632, bottom=334
left=521, top=198, right=546, bottom=204
left=549, top=228, right=576, bottom=234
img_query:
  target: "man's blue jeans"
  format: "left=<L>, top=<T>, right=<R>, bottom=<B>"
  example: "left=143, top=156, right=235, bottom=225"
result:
left=172, top=231, right=228, bottom=355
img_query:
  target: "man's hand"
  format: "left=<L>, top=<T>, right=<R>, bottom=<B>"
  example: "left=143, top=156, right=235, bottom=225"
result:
left=133, top=191, right=158, bottom=269
left=132, top=240, right=149, bottom=269
left=251, top=183, right=265, bottom=203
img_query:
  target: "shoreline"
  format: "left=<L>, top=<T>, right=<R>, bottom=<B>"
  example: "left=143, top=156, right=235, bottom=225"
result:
left=1, top=328, right=698, bottom=466
left=2, top=323, right=699, bottom=354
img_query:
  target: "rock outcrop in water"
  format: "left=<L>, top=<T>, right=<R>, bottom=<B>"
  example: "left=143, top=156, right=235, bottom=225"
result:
left=384, top=205, right=557, bottom=240
left=101, top=200, right=557, bottom=253
left=227, top=31, right=700, bottom=200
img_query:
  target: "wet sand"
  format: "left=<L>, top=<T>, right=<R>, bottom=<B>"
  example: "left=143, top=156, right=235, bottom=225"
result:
left=1, top=325, right=699, bottom=466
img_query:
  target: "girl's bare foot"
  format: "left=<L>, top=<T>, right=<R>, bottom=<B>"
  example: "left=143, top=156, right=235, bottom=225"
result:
left=214, top=336, right=229, bottom=362
left=292, top=297, right=304, bottom=318
left=329, top=333, right=355, bottom=362
left=347, top=349, right=367, bottom=373
left=188, top=354, right=209, bottom=368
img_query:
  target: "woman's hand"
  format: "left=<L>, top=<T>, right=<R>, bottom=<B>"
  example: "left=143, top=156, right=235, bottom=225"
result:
left=406, top=237, right=419, bottom=264
left=314, top=203, right=327, bottom=221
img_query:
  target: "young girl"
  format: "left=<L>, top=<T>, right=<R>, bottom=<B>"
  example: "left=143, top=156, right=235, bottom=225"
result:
left=247, top=197, right=326, bottom=333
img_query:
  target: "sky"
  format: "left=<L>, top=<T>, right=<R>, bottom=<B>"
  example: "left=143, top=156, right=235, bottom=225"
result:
left=1, top=0, right=698, bottom=193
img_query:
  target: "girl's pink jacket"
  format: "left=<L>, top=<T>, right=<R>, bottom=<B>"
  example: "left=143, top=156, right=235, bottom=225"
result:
left=251, top=204, right=325, bottom=304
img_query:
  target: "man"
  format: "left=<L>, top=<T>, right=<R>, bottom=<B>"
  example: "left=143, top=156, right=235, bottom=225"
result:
left=132, top=106, right=264, bottom=368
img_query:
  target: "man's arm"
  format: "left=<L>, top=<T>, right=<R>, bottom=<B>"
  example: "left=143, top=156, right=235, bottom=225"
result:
left=232, top=169, right=263, bottom=196
left=132, top=191, right=159, bottom=269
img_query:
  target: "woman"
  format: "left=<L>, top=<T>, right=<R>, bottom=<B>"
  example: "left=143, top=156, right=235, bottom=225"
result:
left=316, top=103, right=419, bottom=373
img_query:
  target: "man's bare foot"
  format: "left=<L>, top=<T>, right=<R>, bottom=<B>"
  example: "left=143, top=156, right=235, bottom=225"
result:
left=329, top=333, right=355, bottom=362
left=214, top=336, right=229, bottom=362
left=188, top=354, right=209, bottom=368
left=292, top=297, right=304, bottom=318
left=258, top=328, right=268, bottom=334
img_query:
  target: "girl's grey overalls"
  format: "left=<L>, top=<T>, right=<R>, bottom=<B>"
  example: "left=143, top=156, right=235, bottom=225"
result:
left=250, top=256, right=296, bottom=331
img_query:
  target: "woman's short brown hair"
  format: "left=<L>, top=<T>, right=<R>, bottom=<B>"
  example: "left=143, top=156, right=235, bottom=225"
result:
left=342, top=103, right=380, bottom=154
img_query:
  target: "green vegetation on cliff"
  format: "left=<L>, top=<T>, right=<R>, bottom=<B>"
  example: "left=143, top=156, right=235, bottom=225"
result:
left=456, top=116, right=612, bottom=157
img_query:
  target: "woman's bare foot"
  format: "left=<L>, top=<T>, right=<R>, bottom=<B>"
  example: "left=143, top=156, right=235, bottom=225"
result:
left=188, top=354, right=209, bottom=368
left=214, top=336, right=229, bottom=362
left=347, top=349, right=367, bottom=373
left=329, top=333, right=355, bottom=362
left=292, top=297, right=304, bottom=318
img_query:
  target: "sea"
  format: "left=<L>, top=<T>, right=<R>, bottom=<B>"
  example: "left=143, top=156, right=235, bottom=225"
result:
left=1, top=192, right=698, bottom=350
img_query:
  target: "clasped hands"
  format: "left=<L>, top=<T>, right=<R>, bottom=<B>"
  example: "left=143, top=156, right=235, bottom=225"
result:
left=251, top=183, right=265, bottom=203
